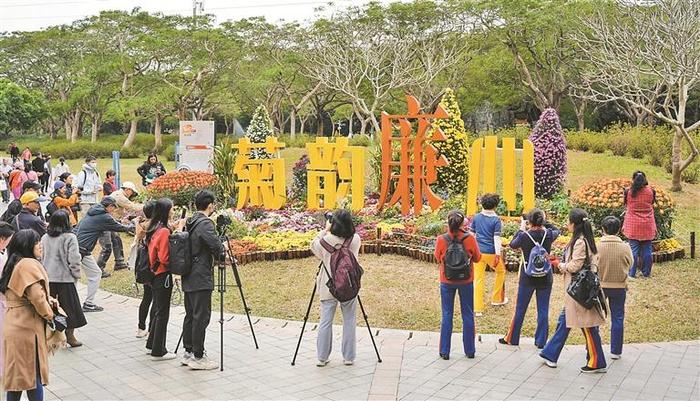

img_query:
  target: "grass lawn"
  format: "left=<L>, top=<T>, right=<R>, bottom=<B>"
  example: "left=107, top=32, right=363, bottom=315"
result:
left=14, top=148, right=696, bottom=344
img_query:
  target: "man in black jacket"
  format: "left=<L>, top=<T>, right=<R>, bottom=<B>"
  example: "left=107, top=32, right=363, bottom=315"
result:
left=74, top=197, right=134, bottom=312
left=2, top=181, right=44, bottom=223
left=181, top=190, right=224, bottom=370
left=14, top=191, right=47, bottom=236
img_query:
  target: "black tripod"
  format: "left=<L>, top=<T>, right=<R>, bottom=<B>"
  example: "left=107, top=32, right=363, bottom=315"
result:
left=291, top=262, right=381, bottom=366
left=175, top=234, right=259, bottom=372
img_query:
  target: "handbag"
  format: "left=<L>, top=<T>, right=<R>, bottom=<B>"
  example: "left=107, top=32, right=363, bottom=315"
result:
left=566, top=240, right=603, bottom=310
left=45, top=306, right=68, bottom=355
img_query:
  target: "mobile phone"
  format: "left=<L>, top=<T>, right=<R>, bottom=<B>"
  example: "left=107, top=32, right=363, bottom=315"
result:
left=181, top=209, right=187, bottom=219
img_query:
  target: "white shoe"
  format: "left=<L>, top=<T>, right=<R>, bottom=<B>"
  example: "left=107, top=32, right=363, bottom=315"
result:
left=316, top=359, right=330, bottom=367
left=135, top=329, right=148, bottom=338
left=611, top=353, right=621, bottom=360
left=145, top=348, right=152, bottom=355
left=189, top=355, right=219, bottom=370
left=475, top=312, right=483, bottom=317
left=540, top=355, right=557, bottom=368
left=491, top=297, right=509, bottom=306
left=181, top=352, right=194, bottom=366
left=343, top=360, right=354, bottom=366
left=151, top=352, right=177, bottom=361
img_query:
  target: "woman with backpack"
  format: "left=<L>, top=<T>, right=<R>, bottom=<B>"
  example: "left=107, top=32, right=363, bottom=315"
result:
left=499, top=209, right=560, bottom=349
left=41, top=210, right=86, bottom=347
left=540, top=208, right=607, bottom=373
left=433, top=210, right=482, bottom=360
left=623, top=171, right=656, bottom=278
left=132, top=201, right=155, bottom=339
left=145, top=198, right=184, bottom=360
left=310, top=209, right=361, bottom=367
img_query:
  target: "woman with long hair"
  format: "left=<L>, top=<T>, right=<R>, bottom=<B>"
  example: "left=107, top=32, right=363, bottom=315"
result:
left=540, top=208, right=607, bottom=373
left=0, top=221, right=16, bottom=379
left=132, top=201, right=155, bottom=338
left=137, top=153, right=166, bottom=187
left=310, top=209, right=361, bottom=367
left=41, top=210, right=87, bottom=347
left=0, top=229, right=58, bottom=401
left=499, top=209, right=560, bottom=349
left=433, top=210, right=482, bottom=360
left=623, top=171, right=656, bottom=278
left=144, top=198, right=183, bottom=360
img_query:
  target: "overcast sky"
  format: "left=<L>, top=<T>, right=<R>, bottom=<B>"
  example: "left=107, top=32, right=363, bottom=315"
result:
left=0, top=0, right=391, bottom=32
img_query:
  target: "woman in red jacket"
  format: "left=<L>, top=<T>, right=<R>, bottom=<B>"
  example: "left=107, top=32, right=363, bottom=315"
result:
left=623, top=171, right=656, bottom=278
left=144, top=198, right=184, bottom=360
left=434, top=210, right=482, bottom=360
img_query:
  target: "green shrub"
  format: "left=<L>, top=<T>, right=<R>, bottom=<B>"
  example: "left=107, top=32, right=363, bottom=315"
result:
left=482, top=125, right=530, bottom=148
left=588, top=134, right=608, bottom=153
left=681, top=164, right=700, bottom=184
left=278, top=133, right=315, bottom=148
left=164, top=143, right=177, bottom=161
left=608, top=134, right=631, bottom=156
left=349, top=134, right=373, bottom=147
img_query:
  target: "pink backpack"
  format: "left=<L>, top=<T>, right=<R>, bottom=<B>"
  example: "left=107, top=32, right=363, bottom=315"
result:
left=319, top=237, right=364, bottom=302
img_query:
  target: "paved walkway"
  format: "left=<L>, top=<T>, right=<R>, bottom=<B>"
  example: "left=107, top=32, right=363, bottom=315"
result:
left=38, top=286, right=699, bottom=401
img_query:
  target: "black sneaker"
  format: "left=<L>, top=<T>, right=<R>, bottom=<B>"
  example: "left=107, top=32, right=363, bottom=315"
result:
left=101, top=271, right=111, bottom=278
left=439, top=353, right=449, bottom=360
left=83, top=303, right=104, bottom=312
left=466, top=354, right=475, bottom=359
left=498, top=338, right=509, bottom=345
left=114, top=264, right=128, bottom=271
left=580, top=366, right=607, bottom=373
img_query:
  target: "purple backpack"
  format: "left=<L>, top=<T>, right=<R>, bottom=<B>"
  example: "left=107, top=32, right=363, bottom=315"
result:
left=319, top=237, right=364, bottom=302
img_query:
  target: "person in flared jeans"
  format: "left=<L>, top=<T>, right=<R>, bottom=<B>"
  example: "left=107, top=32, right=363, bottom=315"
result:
left=317, top=298, right=357, bottom=365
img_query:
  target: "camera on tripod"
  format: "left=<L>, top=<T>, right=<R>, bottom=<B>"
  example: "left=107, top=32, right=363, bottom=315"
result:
left=216, top=214, right=233, bottom=237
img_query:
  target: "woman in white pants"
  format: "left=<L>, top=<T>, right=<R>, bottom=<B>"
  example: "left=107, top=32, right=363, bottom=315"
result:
left=310, top=209, right=361, bottom=367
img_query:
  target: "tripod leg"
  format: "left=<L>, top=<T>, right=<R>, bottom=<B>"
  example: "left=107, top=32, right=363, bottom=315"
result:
left=357, top=295, right=382, bottom=363
left=219, top=265, right=225, bottom=372
left=228, top=250, right=259, bottom=349
left=175, top=331, right=183, bottom=354
left=292, top=280, right=317, bottom=366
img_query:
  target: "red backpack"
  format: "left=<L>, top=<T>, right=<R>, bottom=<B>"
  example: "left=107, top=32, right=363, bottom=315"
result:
left=319, top=237, right=364, bottom=302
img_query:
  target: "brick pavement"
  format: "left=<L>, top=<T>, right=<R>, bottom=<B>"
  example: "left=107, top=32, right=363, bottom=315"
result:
left=36, top=287, right=700, bottom=401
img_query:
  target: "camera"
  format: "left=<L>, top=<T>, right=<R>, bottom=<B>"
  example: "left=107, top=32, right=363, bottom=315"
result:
left=324, top=211, right=333, bottom=222
left=216, top=214, right=233, bottom=236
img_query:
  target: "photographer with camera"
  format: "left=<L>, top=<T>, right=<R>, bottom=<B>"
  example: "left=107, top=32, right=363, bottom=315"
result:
left=310, top=209, right=361, bottom=367
left=179, top=190, right=225, bottom=370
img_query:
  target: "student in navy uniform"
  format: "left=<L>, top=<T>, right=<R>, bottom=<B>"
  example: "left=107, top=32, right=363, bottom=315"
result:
left=499, top=209, right=559, bottom=348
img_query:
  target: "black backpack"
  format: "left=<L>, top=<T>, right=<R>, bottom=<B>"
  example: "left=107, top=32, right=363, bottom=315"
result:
left=443, top=233, right=471, bottom=280
left=45, top=200, right=59, bottom=218
left=134, top=240, right=156, bottom=284
left=168, top=219, right=206, bottom=276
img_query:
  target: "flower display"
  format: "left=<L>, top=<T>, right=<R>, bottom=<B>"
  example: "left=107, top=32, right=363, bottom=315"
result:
left=290, top=154, right=310, bottom=201
left=530, top=108, right=567, bottom=199
left=431, top=88, right=470, bottom=197
left=240, top=230, right=319, bottom=252
left=144, top=171, right=217, bottom=206
left=245, top=104, right=274, bottom=159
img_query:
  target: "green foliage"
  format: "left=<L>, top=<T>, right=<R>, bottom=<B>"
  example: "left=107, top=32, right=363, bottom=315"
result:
left=501, top=221, right=520, bottom=239
left=164, top=143, right=177, bottom=161
left=495, top=193, right=524, bottom=217
left=277, top=133, right=315, bottom=148
left=348, top=134, right=372, bottom=147
left=0, top=80, right=47, bottom=134
left=245, top=104, right=274, bottom=159
left=290, top=154, right=309, bottom=202
left=481, top=125, right=531, bottom=147
left=432, top=88, right=470, bottom=197
left=211, top=140, right=238, bottom=208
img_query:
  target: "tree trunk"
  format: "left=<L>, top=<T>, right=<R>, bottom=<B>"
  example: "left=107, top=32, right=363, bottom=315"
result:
left=289, top=107, right=296, bottom=139
left=64, top=118, right=71, bottom=140
left=122, top=118, right=139, bottom=149
left=317, top=117, right=325, bottom=136
left=90, top=115, right=100, bottom=143
left=154, top=113, right=162, bottom=150
left=223, top=116, right=230, bottom=135
left=70, top=109, right=82, bottom=143
left=671, top=129, right=683, bottom=191
left=348, top=113, right=354, bottom=137
left=299, top=117, right=306, bottom=136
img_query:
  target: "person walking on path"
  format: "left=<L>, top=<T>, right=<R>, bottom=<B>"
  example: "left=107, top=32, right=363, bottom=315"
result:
left=74, top=197, right=134, bottom=312
left=8, top=162, right=28, bottom=200
left=623, top=171, right=656, bottom=278
left=310, top=209, right=361, bottom=367
left=469, top=193, right=508, bottom=316
left=540, top=208, right=607, bottom=373
left=137, top=153, right=166, bottom=187
left=0, top=229, right=59, bottom=401
left=145, top=198, right=185, bottom=360
left=31, top=153, right=46, bottom=191
left=9, top=143, right=19, bottom=163
left=434, top=210, right=482, bottom=360
left=131, top=201, right=154, bottom=339
left=41, top=210, right=87, bottom=348
left=42, top=155, right=52, bottom=193
left=0, top=221, right=16, bottom=379
left=181, top=190, right=225, bottom=370
left=0, top=158, right=13, bottom=203
left=499, top=209, right=560, bottom=349
left=74, top=156, right=101, bottom=213
left=21, top=147, right=31, bottom=170
left=598, top=216, right=633, bottom=360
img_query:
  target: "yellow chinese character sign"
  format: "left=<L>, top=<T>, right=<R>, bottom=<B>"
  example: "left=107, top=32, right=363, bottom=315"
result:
left=466, top=136, right=535, bottom=216
left=306, top=137, right=365, bottom=211
left=233, top=137, right=287, bottom=209
left=377, top=95, right=449, bottom=216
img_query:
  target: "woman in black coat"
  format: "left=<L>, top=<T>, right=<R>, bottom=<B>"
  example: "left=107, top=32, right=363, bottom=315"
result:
left=136, top=153, right=166, bottom=186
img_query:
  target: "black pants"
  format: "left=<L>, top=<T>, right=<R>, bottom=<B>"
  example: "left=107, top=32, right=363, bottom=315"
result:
left=146, top=273, right=172, bottom=356
left=138, top=284, right=155, bottom=331
left=40, top=173, right=50, bottom=193
left=183, top=290, right=212, bottom=359
left=97, top=231, right=125, bottom=269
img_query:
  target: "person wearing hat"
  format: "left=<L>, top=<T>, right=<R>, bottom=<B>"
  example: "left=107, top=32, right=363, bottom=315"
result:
left=2, top=181, right=45, bottom=225
left=13, top=192, right=47, bottom=237
left=48, top=181, right=80, bottom=226
left=74, top=196, right=134, bottom=312
left=96, top=182, right=142, bottom=273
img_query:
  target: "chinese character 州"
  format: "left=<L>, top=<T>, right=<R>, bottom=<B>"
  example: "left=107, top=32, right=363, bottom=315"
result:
left=233, top=137, right=286, bottom=209
left=378, top=96, right=449, bottom=215
left=306, top=137, right=366, bottom=211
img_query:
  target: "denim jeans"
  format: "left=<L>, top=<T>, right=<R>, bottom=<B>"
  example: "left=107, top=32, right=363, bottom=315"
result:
left=439, top=282, right=475, bottom=357
left=604, top=288, right=627, bottom=355
left=503, top=279, right=552, bottom=347
left=628, top=239, right=653, bottom=277
left=540, top=309, right=606, bottom=369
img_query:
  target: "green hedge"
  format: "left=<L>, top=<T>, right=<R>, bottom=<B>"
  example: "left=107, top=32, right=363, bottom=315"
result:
left=0, top=133, right=177, bottom=159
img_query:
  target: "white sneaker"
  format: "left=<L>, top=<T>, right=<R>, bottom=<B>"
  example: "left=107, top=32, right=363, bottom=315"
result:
left=343, top=360, right=354, bottom=366
left=316, top=359, right=330, bottom=367
left=189, top=355, right=219, bottom=370
left=181, top=352, right=194, bottom=366
left=540, top=355, right=557, bottom=368
left=611, top=353, right=621, bottom=360
left=135, top=329, right=148, bottom=338
left=475, top=312, right=483, bottom=317
left=151, top=352, right=177, bottom=361
left=491, top=297, right=509, bottom=306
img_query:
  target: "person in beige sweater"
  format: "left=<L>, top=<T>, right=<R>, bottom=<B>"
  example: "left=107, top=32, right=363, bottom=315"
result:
left=598, top=216, right=634, bottom=360
left=540, top=208, right=607, bottom=373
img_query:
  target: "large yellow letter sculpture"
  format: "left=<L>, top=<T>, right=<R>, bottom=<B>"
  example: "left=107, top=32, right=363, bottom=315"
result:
left=466, top=136, right=535, bottom=216
left=377, top=96, right=450, bottom=216
left=306, top=137, right=365, bottom=211
left=233, top=137, right=286, bottom=209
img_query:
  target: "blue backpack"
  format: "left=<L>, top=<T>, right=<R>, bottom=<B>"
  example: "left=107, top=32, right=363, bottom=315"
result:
left=522, top=229, right=551, bottom=277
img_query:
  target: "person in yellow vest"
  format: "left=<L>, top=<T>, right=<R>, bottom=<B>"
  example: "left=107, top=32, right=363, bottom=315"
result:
left=469, top=193, right=508, bottom=316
